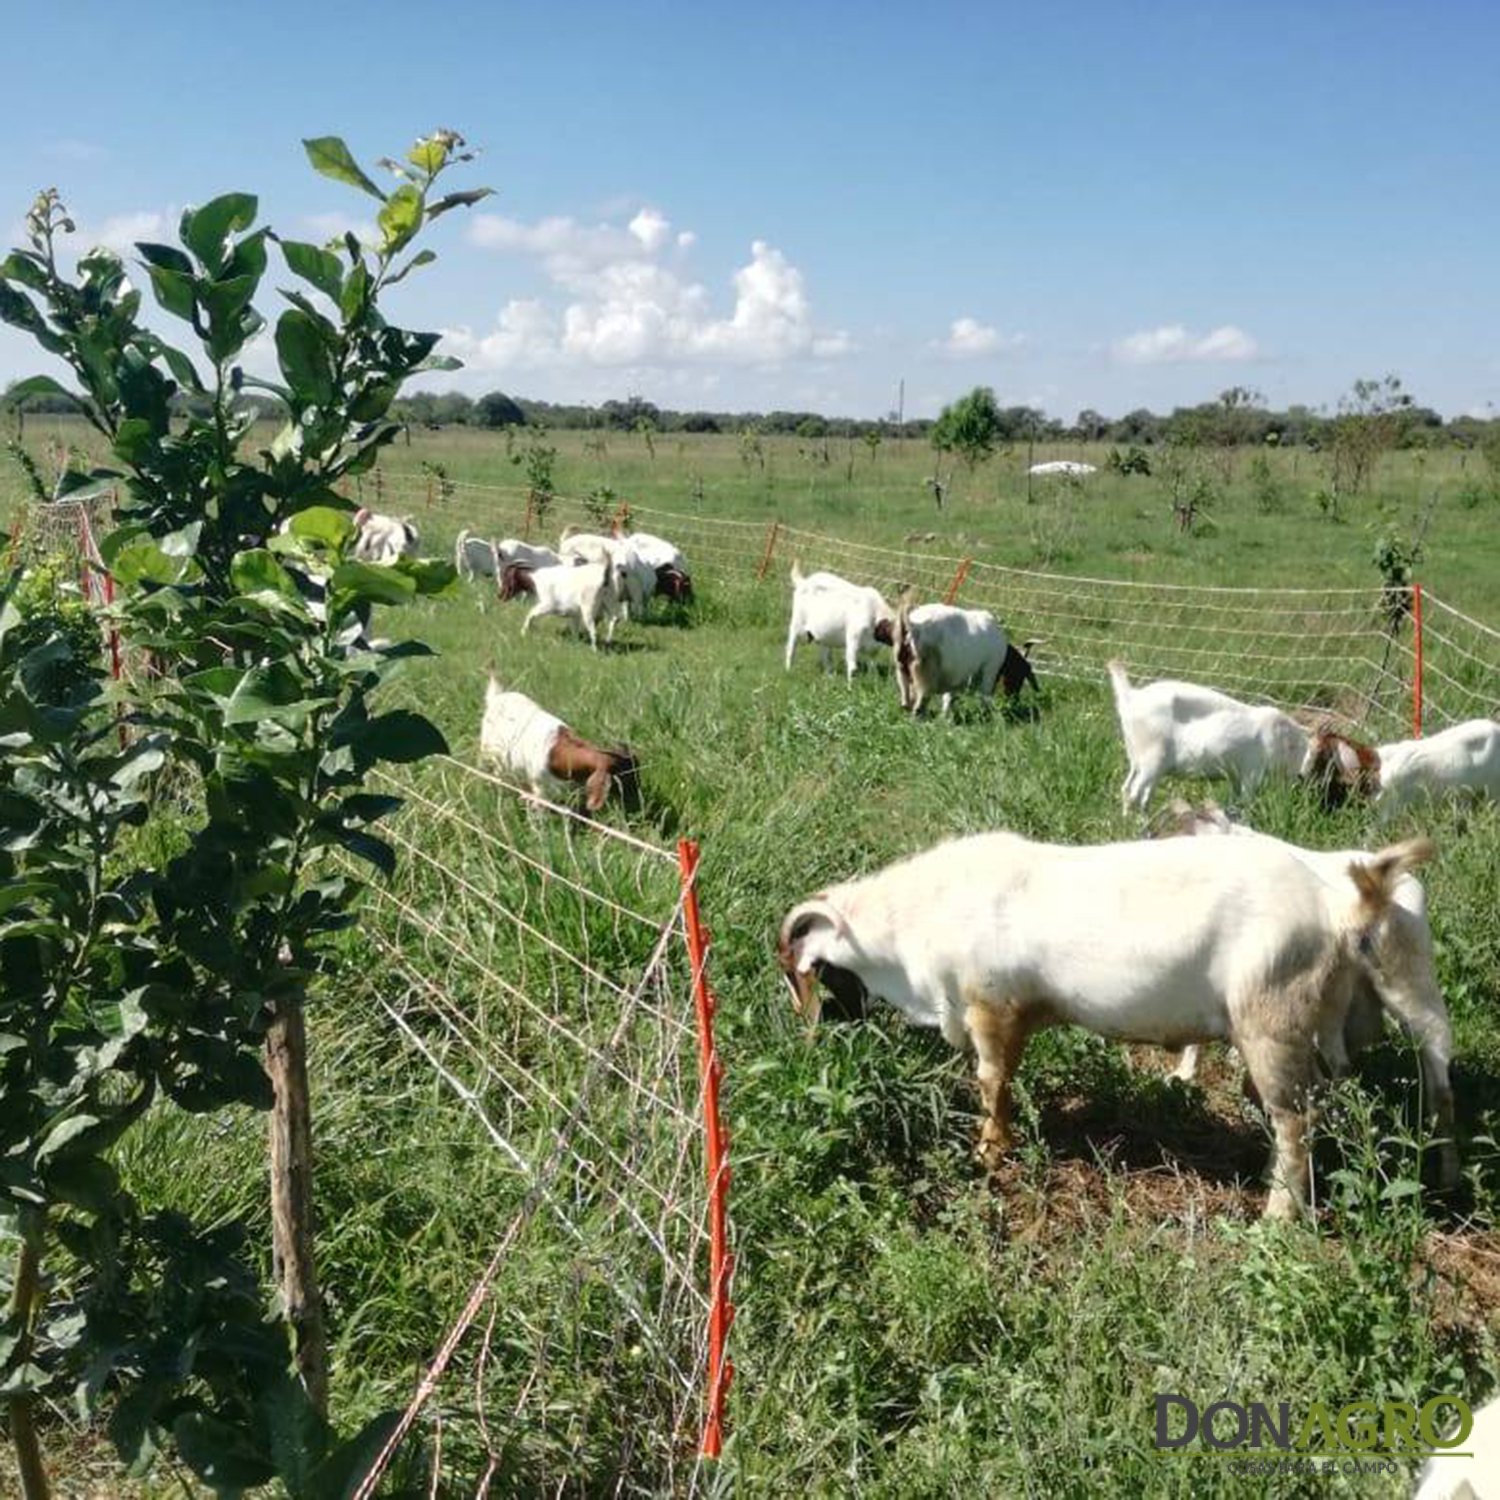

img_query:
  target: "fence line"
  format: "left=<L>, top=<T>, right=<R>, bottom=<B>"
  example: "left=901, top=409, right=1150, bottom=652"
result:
left=355, top=471, right=1500, bottom=738
left=342, top=757, right=733, bottom=1495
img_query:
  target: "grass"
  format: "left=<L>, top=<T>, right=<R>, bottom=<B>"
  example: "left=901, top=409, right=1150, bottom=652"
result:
left=7, top=423, right=1500, bottom=1495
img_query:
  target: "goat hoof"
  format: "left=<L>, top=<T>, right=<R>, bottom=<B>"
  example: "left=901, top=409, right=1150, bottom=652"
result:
left=974, top=1121, right=1012, bottom=1172
left=1261, top=1189, right=1302, bottom=1223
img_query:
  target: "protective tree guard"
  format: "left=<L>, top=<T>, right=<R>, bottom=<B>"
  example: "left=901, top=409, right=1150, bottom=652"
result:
left=677, top=838, right=734, bottom=1458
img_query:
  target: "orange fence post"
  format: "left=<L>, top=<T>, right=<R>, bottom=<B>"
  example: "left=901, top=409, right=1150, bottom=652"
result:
left=677, top=839, right=734, bottom=1459
left=755, top=521, right=781, bottom=581
left=944, top=557, right=972, bottom=605
left=1412, top=581, right=1424, bottom=739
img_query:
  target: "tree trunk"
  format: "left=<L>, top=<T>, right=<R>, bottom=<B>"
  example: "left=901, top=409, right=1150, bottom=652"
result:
left=7, top=1209, right=49, bottom=1500
left=265, top=998, right=328, bottom=1415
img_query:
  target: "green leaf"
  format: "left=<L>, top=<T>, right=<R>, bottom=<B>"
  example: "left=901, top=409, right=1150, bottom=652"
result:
left=377, top=184, right=423, bottom=255
left=413, top=353, right=462, bottom=373
left=35, top=1113, right=102, bottom=1163
left=223, top=664, right=313, bottom=730
left=329, top=560, right=416, bottom=607
left=280, top=240, right=344, bottom=302
left=143, top=262, right=197, bottom=322
left=426, top=187, right=495, bottom=219
left=327, top=826, right=395, bottom=877
left=285, top=506, right=354, bottom=550
left=343, top=710, right=448, bottom=766
left=399, top=558, right=459, bottom=597
left=181, top=194, right=259, bottom=273
left=384, top=248, right=435, bottom=286
left=406, top=137, right=450, bottom=175
left=230, top=549, right=302, bottom=604
left=134, top=242, right=194, bottom=275
left=275, top=309, right=337, bottom=407
left=303, top=136, right=386, bottom=202
left=173, top=1410, right=277, bottom=1492
left=310, top=1409, right=403, bottom=1500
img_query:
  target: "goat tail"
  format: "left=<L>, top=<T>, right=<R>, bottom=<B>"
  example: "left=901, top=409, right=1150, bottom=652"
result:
left=560, top=523, right=583, bottom=542
left=1106, top=658, right=1132, bottom=710
left=1347, top=836, right=1436, bottom=923
left=790, top=559, right=804, bottom=587
left=455, top=528, right=471, bottom=574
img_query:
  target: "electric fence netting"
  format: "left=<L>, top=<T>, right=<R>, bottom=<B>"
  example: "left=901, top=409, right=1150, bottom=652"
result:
left=345, top=756, right=731, bottom=1497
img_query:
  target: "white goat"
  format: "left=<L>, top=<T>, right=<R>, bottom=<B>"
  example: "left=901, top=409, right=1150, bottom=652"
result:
left=455, top=529, right=500, bottom=582
left=1414, top=1389, right=1500, bottom=1499
left=479, top=677, right=640, bottom=812
left=893, top=599, right=1009, bottom=715
left=520, top=559, right=618, bottom=651
left=496, top=538, right=562, bottom=571
left=1108, top=661, right=1310, bottom=812
left=1153, top=802, right=1457, bottom=1189
left=352, top=508, right=420, bottom=566
left=784, top=563, right=895, bottom=681
left=614, top=527, right=686, bottom=574
left=779, top=828, right=1433, bottom=1220
left=1375, top=718, right=1500, bottom=818
left=559, top=530, right=655, bottom=624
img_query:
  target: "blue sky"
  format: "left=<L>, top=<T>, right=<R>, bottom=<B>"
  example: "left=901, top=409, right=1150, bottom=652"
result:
left=2, top=0, right=1496, bottom=420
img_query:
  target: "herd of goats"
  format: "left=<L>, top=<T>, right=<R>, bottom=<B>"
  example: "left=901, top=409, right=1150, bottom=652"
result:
left=350, top=502, right=1500, bottom=1483
left=348, top=502, right=1499, bottom=1228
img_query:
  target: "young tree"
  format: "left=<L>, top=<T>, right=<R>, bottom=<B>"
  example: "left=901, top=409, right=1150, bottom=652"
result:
left=0, top=128, right=489, bottom=1493
left=931, top=385, right=1003, bottom=470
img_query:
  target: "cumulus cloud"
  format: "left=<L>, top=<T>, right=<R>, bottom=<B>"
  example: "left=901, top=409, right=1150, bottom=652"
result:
left=303, top=211, right=377, bottom=247
left=1112, top=324, right=1260, bottom=365
left=456, top=207, right=850, bottom=371
left=93, top=212, right=169, bottom=254
left=932, top=316, right=1024, bottom=358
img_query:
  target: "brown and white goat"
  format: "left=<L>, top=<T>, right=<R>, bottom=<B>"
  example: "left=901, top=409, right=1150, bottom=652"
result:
left=479, top=677, right=640, bottom=813
left=779, top=827, right=1437, bottom=1219
left=498, top=563, right=537, bottom=601
left=1149, top=798, right=1457, bottom=1190
left=1303, top=728, right=1381, bottom=809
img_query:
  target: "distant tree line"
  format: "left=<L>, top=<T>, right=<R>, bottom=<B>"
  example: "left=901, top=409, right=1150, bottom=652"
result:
left=5, top=378, right=1494, bottom=450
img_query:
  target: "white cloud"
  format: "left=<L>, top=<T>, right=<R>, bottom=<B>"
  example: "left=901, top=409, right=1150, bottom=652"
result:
left=303, top=211, right=377, bottom=247
left=94, top=212, right=168, bottom=254
left=1111, top=323, right=1260, bottom=365
left=43, top=138, right=108, bottom=163
left=932, top=316, right=1024, bottom=358
left=459, top=208, right=849, bottom=371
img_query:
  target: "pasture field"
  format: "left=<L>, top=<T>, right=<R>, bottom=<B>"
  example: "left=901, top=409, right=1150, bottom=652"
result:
left=9, top=424, right=1500, bottom=1495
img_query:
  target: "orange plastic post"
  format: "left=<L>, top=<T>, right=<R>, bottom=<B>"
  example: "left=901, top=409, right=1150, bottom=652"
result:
left=1412, top=582, right=1424, bottom=739
left=677, top=839, right=733, bottom=1459
left=944, top=557, right=972, bottom=605
left=755, top=522, right=781, bottom=581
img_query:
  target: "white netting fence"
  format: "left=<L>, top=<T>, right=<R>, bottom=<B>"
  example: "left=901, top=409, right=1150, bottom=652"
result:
left=360, top=472, right=1459, bottom=738
left=342, top=756, right=730, bottom=1497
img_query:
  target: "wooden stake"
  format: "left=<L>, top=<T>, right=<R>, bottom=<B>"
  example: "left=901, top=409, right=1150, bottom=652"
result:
left=266, top=998, right=328, bottom=1415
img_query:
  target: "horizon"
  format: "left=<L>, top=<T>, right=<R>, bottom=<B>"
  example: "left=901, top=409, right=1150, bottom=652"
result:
left=2, top=1, right=1496, bottom=424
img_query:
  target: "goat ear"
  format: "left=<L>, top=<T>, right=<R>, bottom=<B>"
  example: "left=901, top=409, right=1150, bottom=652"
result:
left=779, top=898, right=851, bottom=960
left=1348, top=837, right=1436, bottom=917
left=583, top=766, right=613, bottom=812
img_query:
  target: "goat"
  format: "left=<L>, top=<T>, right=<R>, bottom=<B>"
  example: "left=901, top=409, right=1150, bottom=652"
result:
left=520, top=559, right=618, bottom=651
left=778, top=828, right=1434, bottom=1220
left=479, top=676, right=640, bottom=813
left=455, top=529, right=501, bottom=582
left=498, top=563, right=537, bottom=601
left=654, top=564, right=695, bottom=604
left=559, top=530, right=657, bottom=624
left=612, top=525, right=687, bottom=575
left=352, top=508, right=420, bottom=566
left=1303, top=728, right=1381, bottom=810
left=893, top=598, right=1017, bottom=715
left=784, top=563, right=895, bottom=681
left=1150, top=800, right=1457, bottom=1188
left=497, top=538, right=562, bottom=571
left=1108, top=661, right=1310, bottom=812
left=1375, top=718, right=1500, bottom=818
left=1414, top=1389, right=1500, bottom=1500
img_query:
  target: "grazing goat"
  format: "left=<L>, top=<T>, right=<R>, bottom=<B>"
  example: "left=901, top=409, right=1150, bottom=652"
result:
left=352, top=508, right=420, bottom=566
left=893, top=598, right=1021, bottom=715
left=455, top=529, right=500, bottom=582
left=479, top=677, right=640, bottom=813
left=784, top=563, right=895, bottom=681
left=498, top=563, right=537, bottom=601
left=778, top=828, right=1434, bottom=1219
left=1028, top=460, right=1096, bottom=477
left=560, top=530, right=657, bottom=624
left=613, top=526, right=687, bottom=575
left=653, top=564, right=694, bottom=604
left=1375, top=718, right=1500, bottom=818
left=1151, top=801, right=1457, bottom=1188
left=520, top=559, right=618, bottom=651
left=1303, top=728, right=1381, bottom=810
left=1108, top=661, right=1310, bottom=812
left=497, top=538, right=562, bottom=571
